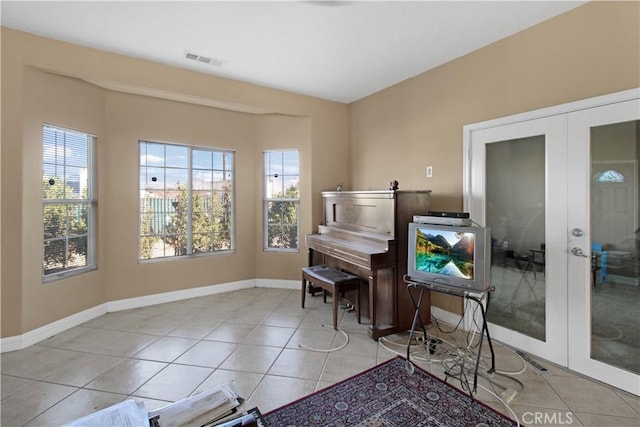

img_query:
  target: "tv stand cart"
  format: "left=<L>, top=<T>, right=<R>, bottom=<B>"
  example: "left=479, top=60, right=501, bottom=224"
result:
left=403, top=276, right=495, bottom=398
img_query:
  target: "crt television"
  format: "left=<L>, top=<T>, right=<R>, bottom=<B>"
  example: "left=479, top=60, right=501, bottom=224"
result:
left=406, top=222, right=491, bottom=292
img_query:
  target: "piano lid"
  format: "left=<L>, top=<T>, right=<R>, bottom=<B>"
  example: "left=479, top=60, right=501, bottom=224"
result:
left=322, top=190, right=397, bottom=237
left=306, top=226, right=396, bottom=270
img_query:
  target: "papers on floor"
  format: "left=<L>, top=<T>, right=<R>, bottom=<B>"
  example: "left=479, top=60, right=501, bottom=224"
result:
left=212, top=412, right=259, bottom=427
left=62, top=400, right=148, bottom=427
left=149, top=383, right=242, bottom=427
left=62, top=383, right=242, bottom=427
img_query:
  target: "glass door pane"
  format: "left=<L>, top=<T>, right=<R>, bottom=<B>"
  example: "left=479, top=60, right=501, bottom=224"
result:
left=486, top=136, right=546, bottom=341
left=590, top=120, right=639, bottom=375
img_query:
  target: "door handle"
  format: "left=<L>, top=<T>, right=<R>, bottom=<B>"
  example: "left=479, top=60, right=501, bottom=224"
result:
left=571, top=247, right=589, bottom=258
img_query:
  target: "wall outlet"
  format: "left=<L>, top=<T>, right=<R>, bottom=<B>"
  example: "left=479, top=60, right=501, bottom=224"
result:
left=426, top=166, right=433, bottom=178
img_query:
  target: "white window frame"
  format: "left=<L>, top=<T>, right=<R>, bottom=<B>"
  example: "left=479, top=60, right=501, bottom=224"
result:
left=42, top=124, right=97, bottom=282
left=138, top=140, right=235, bottom=260
left=263, top=150, right=300, bottom=252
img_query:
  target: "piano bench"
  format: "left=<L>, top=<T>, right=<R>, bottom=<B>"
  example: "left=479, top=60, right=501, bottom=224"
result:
left=302, top=265, right=361, bottom=331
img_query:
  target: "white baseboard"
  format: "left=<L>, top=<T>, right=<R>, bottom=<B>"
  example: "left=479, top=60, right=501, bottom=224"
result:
left=255, top=278, right=299, bottom=289
left=0, top=304, right=108, bottom=353
left=106, top=279, right=257, bottom=312
left=1, top=278, right=298, bottom=353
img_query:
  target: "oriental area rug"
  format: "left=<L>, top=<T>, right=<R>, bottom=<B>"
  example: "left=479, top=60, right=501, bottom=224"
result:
left=263, top=356, right=517, bottom=427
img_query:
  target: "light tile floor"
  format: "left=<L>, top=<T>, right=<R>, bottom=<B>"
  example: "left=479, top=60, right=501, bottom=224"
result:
left=1, top=287, right=639, bottom=426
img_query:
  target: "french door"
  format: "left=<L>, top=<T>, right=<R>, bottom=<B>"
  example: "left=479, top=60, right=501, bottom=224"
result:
left=567, top=99, right=639, bottom=394
left=464, top=89, right=640, bottom=395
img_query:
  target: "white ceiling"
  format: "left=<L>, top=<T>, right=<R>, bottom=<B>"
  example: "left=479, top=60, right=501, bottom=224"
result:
left=1, top=1, right=585, bottom=103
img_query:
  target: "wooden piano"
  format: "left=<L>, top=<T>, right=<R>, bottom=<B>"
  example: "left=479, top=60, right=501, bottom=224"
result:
left=306, top=190, right=432, bottom=339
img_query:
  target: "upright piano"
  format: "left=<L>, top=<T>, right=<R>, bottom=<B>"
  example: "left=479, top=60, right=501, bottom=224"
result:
left=306, top=190, right=432, bottom=339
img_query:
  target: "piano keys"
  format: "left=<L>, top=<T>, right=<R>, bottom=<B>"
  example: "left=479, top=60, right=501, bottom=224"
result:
left=306, top=190, right=432, bottom=340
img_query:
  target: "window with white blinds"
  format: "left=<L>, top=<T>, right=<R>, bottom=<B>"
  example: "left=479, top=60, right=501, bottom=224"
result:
left=263, top=150, right=299, bottom=251
left=42, top=124, right=96, bottom=280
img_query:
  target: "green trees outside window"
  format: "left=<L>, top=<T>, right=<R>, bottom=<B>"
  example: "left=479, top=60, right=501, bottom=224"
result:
left=42, top=125, right=95, bottom=279
left=264, top=150, right=299, bottom=250
left=139, top=142, right=234, bottom=259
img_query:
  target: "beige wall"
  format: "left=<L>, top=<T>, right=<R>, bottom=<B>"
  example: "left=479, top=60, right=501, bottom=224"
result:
left=21, top=69, right=108, bottom=332
left=1, top=28, right=349, bottom=337
left=103, top=91, right=259, bottom=301
left=2, top=1, right=638, bottom=337
left=349, top=1, right=639, bottom=310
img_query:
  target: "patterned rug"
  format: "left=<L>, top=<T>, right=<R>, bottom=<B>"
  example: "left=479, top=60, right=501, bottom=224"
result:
left=264, top=356, right=516, bottom=427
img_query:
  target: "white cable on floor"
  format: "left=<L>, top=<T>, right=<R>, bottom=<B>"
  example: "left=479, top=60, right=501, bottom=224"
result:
left=298, top=324, right=349, bottom=353
left=477, top=383, right=521, bottom=427
left=379, top=332, right=460, bottom=364
left=462, top=313, right=528, bottom=376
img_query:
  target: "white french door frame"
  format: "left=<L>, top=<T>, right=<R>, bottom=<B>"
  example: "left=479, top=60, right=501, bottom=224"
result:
left=463, top=88, right=640, bottom=395
left=464, top=114, right=569, bottom=365
left=566, top=98, right=640, bottom=395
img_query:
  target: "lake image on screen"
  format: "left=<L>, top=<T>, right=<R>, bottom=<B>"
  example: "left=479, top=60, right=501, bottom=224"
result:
left=415, top=228, right=474, bottom=279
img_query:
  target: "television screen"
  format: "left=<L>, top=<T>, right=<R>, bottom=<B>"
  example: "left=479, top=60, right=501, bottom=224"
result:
left=407, top=222, right=491, bottom=293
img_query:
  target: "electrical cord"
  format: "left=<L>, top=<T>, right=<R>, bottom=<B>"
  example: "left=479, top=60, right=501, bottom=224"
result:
left=397, top=306, right=524, bottom=424
left=431, top=303, right=466, bottom=335
left=461, top=293, right=528, bottom=376
left=298, top=324, right=349, bottom=353
left=389, top=333, right=522, bottom=426
left=477, top=383, right=521, bottom=426
left=380, top=331, right=461, bottom=364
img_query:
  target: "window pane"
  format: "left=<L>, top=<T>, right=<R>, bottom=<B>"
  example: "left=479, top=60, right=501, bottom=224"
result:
left=44, top=239, right=66, bottom=274
left=166, top=169, right=189, bottom=190
left=65, top=133, right=89, bottom=168
left=266, top=175, right=283, bottom=198
left=43, top=164, right=57, bottom=180
left=590, top=120, right=639, bottom=374
left=165, top=234, right=188, bottom=256
left=43, top=130, right=58, bottom=164
left=43, top=177, right=66, bottom=200
left=65, top=166, right=87, bottom=198
left=267, top=224, right=298, bottom=249
left=224, top=152, right=233, bottom=170
left=265, top=152, right=283, bottom=176
left=283, top=151, right=299, bottom=171
left=193, top=150, right=212, bottom=169
left=142, top=167, right=165, bottom=191
left=68, top=204, right=88, bottom=235
left=68, top=236, right=88, bottom=268
left=213, top=171, right=231, bottom=190
left=195, top=192, right=211, bottom=214
left=192, top=233, right=213, bottom=253
left=44, top=204, right=67, bottom=238
left=166, top=145, right=188, bottom=168
left=143, top=143, right=165, bottom=167
left=283, top=176, right=299, bottom=197
left=486, top=135, right=546, bottom=341
left=267, top=201, right=297, bottom=225
left=193, top=170, right=212, bottom=191
left=216, top=230, right=232, bottom=250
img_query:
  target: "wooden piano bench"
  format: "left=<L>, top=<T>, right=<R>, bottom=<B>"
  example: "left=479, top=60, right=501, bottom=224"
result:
left=301, top=265, right=361, bottom=330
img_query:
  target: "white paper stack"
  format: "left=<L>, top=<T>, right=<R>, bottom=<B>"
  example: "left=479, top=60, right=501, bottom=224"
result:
left=62, top=399, right=148, bottom=427
left=148, top=383, right=242, bottom=427
left=62, top=384, right=242, bottom=427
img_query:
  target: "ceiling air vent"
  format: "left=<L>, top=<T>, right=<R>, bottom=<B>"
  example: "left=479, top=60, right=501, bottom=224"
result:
left=184, top=51, right=224, bottom=67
